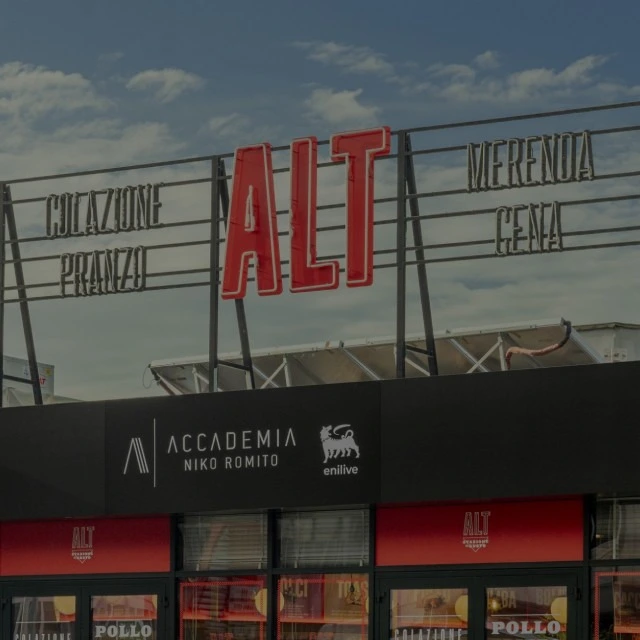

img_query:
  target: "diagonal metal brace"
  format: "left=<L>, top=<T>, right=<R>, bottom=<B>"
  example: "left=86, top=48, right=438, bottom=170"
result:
left=3, top=185, right=42, bottom=405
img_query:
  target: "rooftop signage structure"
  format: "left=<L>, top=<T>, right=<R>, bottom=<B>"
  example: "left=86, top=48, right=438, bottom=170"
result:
left=1, top=100, right=639, bottom=404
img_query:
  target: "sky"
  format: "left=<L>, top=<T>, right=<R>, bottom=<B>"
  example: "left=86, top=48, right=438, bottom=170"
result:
left=1, top=0, right=640, bottom=401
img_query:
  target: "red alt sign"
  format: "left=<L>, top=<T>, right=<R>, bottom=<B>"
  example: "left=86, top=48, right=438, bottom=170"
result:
left=222, top=126, right=391, bottom=299
left=0, top=516, right=170, bottom=576
left=376, top=499, right=583, bottom=566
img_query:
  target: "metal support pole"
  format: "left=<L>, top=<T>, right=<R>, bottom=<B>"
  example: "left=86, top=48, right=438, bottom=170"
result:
left=395, top=131, right=408, bottom=378
left=283, top=356, right=293, bottom=387
left=405, top=134, right=439, bottom=376
left=219, top=160, right=256, bottom=390
left=4, top=185, right=42, bottom=404
left=208, top=158, right=221, bottom=393
left=0, top=183, right=5, bottom=407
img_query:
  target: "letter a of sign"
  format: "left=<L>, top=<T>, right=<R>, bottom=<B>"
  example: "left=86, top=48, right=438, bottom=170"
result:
left=289, top=137, right=339, bottom=292
left=330, top=127, right=391, bottom=287
left=222, top=144, right=282, bottom=299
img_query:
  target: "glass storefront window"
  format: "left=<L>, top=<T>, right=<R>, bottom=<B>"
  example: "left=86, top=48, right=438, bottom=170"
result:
left=593, top=498, right=640, bottom=560
left=390, top=588, right=468, bottom=640
left=278, top=509, right=369, bottom=568
left=180, top=576, right=266, bottom=640
left=484, top=586, right=566, bottom=639
left=594, top=570, right=640, bottom=640
left=91, top=595, right=158, bottom=640
left=277, top=574, right=368, bottom=640
left=180, top=513, right=268, bottom=571
left=13, top=596, right=76, bottom=640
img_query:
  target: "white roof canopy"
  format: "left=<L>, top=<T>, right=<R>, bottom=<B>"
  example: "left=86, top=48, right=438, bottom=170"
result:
left=148, top=317, right=629, bottom=395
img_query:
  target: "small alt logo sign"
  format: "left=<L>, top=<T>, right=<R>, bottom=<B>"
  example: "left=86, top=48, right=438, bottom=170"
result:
left=462, top=511, right=491, bottom=552
left=71, top=525, right=94, bottom=563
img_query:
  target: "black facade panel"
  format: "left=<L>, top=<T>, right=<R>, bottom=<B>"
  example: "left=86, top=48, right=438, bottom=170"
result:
left=0, top=402, right=106, bottom=519
left=380, top=360, right=640, bottom=503
left=0, top=360, right=638, bottom=521
left=105, top=381, right=380, bottom=515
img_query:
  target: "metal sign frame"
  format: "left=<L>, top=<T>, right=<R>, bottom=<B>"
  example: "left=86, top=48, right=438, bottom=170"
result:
left=2, top=99, right=640, bottom=405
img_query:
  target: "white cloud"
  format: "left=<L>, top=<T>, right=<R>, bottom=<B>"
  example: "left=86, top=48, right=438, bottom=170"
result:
left=294, top=42, right=633, bottom=108
left=126, top=68, right=205, bottom=103
left=99, top=51, right=124, bottom=63
left=428, top=63, right=476, bottom=81
left=296, top=43, right=635, bottom=107
left=294, top=41, right=396, bottom=78
left=422, top=54, right=617, bottom=104
left=304, top=87, right=380, bottom=126
left=0, top=62, right=109, bottom=120
left=208, top=113, right=253, bottom=140
left=206, top=113, right=283, bottom=147
left=473, top=51, right=500, bottom=70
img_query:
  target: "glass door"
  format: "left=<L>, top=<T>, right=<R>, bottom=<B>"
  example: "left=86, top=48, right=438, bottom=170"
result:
left=86, top=582, right=167, bottom=640
left=1, top=580, right=169, bottom=640
left=483, top=581, right=572, bottom=639
left=382, top=579, right=477, bottom=640
left=379, top=572, right=580, bottom=640
left=391, top=586, right=470, bottom=640
left=10, top=590, right=79, bottom=640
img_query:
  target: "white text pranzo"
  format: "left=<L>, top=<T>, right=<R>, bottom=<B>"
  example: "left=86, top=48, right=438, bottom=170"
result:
left=467, top=130, right=595, bottom=257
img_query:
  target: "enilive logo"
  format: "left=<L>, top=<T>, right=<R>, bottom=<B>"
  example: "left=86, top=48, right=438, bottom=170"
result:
left=320, top=424, right=360, bottom=476
left=71, top=525, right=95, bottom=563
left=462, top=511, right=491, bottom=552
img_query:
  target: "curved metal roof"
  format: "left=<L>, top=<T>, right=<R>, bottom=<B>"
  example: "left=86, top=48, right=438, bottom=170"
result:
left=148, top=317, right=624, bottom=395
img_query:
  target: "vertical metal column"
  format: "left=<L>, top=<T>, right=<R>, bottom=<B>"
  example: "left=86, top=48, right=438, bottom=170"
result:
left=395, top=131, right=408, bottom=378
left=218, top=160, right=256, bottom=390
left=4, top=186, right=43, bottom=404
left=0, top=183, right=5, bottom=407
left=405, top=135, right=439, bottom=376
left=208, top=158, right=221, bottom=393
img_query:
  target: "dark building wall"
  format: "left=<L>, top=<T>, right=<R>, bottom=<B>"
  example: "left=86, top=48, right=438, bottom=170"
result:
left=0, top=360, right=638, bottom=520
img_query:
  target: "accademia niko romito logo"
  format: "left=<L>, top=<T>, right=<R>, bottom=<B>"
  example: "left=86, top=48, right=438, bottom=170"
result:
left=122, top=420, right=299, bottom=482
left=123, top=436, right=151, bottom=476
left=320, top=424, right=360, bottom=476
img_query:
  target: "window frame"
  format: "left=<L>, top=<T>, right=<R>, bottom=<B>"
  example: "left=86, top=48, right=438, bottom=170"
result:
left=590, top=497, right=640, bottom=640
left=176, top=506, right=374, bottom=640
left=177, top=512, right=269, bottom=573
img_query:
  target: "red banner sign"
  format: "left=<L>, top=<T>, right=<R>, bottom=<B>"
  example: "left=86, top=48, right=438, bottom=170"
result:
left=0, top=516, right=170, bottom=575
left=376, top=499, right=583, bottom=566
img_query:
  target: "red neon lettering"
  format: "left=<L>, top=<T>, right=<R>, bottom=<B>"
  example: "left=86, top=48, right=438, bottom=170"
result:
left=330, top=127, right=391, bottom=287
left=221, top=144, right=282, bottom=300
left=289, top=137, right=339, bottom=293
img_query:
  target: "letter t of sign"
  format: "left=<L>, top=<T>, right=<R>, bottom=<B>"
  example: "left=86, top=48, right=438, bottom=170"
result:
left=222, top=144, right=282, bottom=300
left=330, top=127, right=391, bottom=287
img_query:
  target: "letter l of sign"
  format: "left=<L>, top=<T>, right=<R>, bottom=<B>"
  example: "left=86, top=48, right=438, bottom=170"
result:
left=289, top=137, right=339, bottom=292
left=222, top=144, right=282, bottom=299
left=330, top=127, right=391, bottom=287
